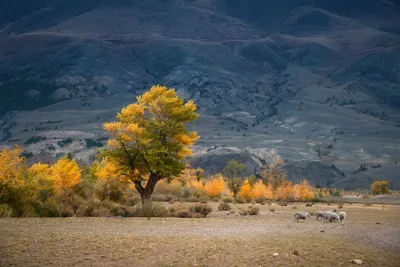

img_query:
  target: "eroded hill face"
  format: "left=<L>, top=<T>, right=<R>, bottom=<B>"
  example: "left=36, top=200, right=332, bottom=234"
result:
left=1, top=0, right=400, bottom=189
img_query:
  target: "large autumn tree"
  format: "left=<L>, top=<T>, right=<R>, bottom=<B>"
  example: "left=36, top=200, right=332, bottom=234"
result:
left=100, top=85, right=199, bottom=201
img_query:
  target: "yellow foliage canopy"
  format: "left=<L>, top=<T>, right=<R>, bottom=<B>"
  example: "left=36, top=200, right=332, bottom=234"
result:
left=371, top=180, right=390, bottom=194
left=0, top=146, right=25, bottom=189
left=238, top=178, right=252, bottom=200
left=101, top=86, right=200, bottom=200
left=292, top=179, right=314, bottom=201
left=251, top=180, right=267, bottom=201
left=175, top=165, right=204, bottom=186
left=274, top=181, right=293, bottom=201
left=28, top=163, right=54, bottom=191
left=203, top=173, right=225, bottom=198
left=51, top=158, right=81, bottom=192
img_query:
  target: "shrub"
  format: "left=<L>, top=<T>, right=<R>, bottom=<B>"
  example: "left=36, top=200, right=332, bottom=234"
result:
left=239, top=206, right=259, bottom=216
left=95, top=179, right=131, bottom=203
left=371, top=181, right=390, bottom=194
left=187, top=196, right=199, bottom=202
left=269, top=207, right=275, bottom=212
left=203, top=174, right=225, bottom=198
left=239, top=209, right=248, bottom=216
left=57, top=138, right=73, bottom=147
left=218, top=202, right=231, bottom=211
left=154, top=180, right=182, bottom=196
left=199, top=196, right=209, bottom=203
left=363, top=194, right=370, bottom=199
left=292, top=179, right=314, bottom=201
left=0, top=204, right=13, bottom=217
left=278, top=202, right=288, bottom=206
left=24, top=136, right=46, bottom=145
left=189, top=203, right=213, bottom=217
left=133, top=202, right=169, bottom=217
left=274, top=181, right=294, bottom=201
left=175, top=209, right=192, bottom=218
left=292, top=206, right=297, bottom=209
left=235, top=196, right=246, bottom=204
left=251, top=180, right=267, bottom=203
left=305, top=203, right=313, bottom=207
left=337, top=202, right=344, bottom=209
left=85, top=138, right=103, bottom=148
left=238, top=179, right=252, bottom=201
left=21, top=151, right=33, bottom=158
left=150, top=194, right=173, bottom=202
left=248, top=206, right=260, bottom=215
left=222, top=196, right=234, bottom=203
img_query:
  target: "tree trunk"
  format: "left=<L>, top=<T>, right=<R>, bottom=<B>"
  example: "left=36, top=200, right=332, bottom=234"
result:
left=135, top=173, right=162, bottom=202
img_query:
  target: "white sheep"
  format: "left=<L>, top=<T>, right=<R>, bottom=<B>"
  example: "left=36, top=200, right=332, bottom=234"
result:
left=338, top=211, right=347, bottom=225
left=323, top=211, right=340, bottom=223
left=314, top=211, right=325, bottom=220
left=294, top=212, right=311, bottom=222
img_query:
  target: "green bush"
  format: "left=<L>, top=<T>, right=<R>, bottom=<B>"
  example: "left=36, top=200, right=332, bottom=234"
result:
left=85, top=138, right=104, bottom=148
left=57, top=138, right=73, bottom=147
left=0, top=204, right=13, bottom=217
left=24, top=136, right=46, bottom=145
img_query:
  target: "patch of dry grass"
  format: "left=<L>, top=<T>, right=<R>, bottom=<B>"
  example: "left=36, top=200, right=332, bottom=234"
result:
left=0, top=204, right=399, bottom=267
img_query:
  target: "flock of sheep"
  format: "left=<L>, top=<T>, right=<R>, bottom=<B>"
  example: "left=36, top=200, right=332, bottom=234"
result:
left=294, top=210, right=347, bottom=225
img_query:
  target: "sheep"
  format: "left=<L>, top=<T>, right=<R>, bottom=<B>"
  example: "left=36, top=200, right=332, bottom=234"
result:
left=314, top=211, right=325, bottom=220
left=338, top=211, right=347, bottom=225
left=321, top=210, right=338, bottom=219
left=323, top=211, right=340, bottom=223
left=294, top=212, right=311, bottom=222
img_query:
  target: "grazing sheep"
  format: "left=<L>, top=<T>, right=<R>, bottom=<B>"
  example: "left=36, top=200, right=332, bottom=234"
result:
left=294, top=212, right=311, bottom=221
left=324, top=211, right=340, bottom=223
left=321, top=210, right=337, bottom=219
left=338, top=211, right=347, bottom=225
left=315, top=211, right=325, bottom=220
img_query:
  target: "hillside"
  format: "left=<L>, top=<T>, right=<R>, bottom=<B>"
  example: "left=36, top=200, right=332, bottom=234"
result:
left=1, top=0, right=400, bottom=189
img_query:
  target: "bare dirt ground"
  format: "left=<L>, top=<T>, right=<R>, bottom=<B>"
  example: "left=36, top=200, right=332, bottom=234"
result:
left=1, top=203, right=400, bottom=267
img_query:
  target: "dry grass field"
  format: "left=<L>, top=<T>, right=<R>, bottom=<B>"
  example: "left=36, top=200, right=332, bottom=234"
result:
left=1, top=202, right=399, bottom=267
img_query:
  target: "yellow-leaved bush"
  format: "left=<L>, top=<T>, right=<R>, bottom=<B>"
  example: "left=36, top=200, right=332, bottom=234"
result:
left=0, top=146, right=26, bottom=190
left=238, top=178, right=252, bottom=201
left=371, top=180, right=390, bottom=194
left=203, top=173, right=225, bottom=198
left=251, top=180, right=268, bottom=202
left=293, top=179, right=314, bottom=201
left=51, top=158, right=81, bottom=192
left=274, top=181, right=293, bottom=201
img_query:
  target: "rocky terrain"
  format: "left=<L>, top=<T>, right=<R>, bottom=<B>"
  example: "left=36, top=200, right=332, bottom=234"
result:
left=1, top=0, right=400, bottom=189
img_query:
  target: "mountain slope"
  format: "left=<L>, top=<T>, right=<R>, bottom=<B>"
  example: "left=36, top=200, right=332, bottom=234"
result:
left=1, top=0, right=400, bottom=189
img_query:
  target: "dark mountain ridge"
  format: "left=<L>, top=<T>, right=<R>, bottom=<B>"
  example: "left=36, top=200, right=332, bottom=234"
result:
left=1, top=0, right=400, bottom=189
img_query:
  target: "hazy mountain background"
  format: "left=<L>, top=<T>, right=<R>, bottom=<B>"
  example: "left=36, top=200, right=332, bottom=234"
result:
left=1, top=0, right=400, bottom=189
